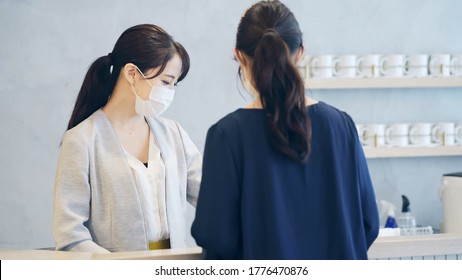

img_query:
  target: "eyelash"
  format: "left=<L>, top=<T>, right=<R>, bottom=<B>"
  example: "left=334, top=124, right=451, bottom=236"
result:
left=162, top=80, right=178, bottom=87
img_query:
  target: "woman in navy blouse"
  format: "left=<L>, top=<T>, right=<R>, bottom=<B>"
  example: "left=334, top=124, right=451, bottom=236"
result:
left=191, top=0, right=379, bottom=260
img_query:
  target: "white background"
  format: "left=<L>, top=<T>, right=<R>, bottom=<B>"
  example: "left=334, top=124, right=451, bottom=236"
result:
left=2, top=260, right=460, bottom=279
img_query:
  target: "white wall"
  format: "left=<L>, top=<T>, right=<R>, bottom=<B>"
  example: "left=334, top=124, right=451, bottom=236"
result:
left=1, top=0, right=461, bottom=249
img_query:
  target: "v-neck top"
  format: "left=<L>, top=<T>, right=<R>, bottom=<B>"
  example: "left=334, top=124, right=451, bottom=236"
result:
left=123, top=129, right=169, bottom=243
left=191, top=102, right=379, bottom=259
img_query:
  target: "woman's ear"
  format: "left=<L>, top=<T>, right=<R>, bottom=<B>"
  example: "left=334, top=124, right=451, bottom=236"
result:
left=233, top=48, right=248, bottom=68
left=295, top=45, right=305, bottom=66
left=123, top=63, right=138, bottom=85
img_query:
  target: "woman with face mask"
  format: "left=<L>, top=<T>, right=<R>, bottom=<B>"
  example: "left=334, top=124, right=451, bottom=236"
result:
left=54, top=24, right=201, bottom=253
left=191, top=1, right=379, bottom=259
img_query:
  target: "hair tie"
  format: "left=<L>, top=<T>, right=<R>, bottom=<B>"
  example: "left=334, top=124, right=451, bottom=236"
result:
left=264, top=28, right=279, bottom=35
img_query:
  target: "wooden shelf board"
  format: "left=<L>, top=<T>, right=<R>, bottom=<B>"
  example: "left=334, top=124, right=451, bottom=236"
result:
left=304, top=76, right=462, bottom=89
left=364, top=146, right=462, bottom=158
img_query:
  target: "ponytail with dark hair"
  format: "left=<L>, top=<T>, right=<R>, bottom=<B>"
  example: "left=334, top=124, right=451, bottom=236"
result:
left=236, top=0, right=311, bottom=163
left=68, top=55, right=113, bottom=130
left=67, top=24, right=190, bottom=130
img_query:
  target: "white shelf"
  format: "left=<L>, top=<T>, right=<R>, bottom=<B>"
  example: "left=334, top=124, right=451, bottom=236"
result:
left=304, top=76, right=462, bottom=89
left=369, top=234, right=462, bottom=260
left=364, top=146, right=462, bottom=159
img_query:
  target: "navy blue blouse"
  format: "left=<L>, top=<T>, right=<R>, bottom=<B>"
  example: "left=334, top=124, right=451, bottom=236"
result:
left=191, top=102, right=379, bottom=259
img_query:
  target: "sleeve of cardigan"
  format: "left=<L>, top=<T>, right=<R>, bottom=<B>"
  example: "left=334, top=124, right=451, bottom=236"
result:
left=53, top=129, right=109, bottom=253
left=191, top=124, right=241, bottom=259
left=175, top=122, right=202, bottom=207
left=354, top=126, right=380, bottom=249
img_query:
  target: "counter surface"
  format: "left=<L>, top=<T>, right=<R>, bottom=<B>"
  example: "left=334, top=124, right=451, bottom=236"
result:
left=1, top=234, right=461, bottom=260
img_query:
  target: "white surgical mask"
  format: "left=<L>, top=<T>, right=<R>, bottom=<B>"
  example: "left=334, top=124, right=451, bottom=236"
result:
left=130, top=67, right=175, bottom=117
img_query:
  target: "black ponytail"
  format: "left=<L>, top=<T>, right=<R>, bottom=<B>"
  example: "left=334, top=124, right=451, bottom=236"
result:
left=67, top=24, right=190, bottom=130
left=236, top=1, right=311, bottom=163
left=67, top=55, right=113, bottom=130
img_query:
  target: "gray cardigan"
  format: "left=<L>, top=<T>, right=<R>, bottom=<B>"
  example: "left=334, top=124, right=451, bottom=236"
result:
left=53, top=110, right=202, bottom=253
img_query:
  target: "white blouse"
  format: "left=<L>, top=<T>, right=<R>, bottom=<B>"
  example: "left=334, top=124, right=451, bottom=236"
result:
left=123, top=130, right=169, bottom=243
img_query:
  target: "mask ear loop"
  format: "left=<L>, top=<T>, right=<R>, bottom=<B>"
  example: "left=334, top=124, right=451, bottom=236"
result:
left=131, top=65, right=154, bottom=101
left=129, top=83, right=140, bottom=98
left=135, top=66, right=154, bottom=88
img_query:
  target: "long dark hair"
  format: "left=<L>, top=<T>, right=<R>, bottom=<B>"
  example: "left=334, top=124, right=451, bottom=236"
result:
left=236, top=0, right=311, bottom=163
left=67, top=24, right=190, bottom=130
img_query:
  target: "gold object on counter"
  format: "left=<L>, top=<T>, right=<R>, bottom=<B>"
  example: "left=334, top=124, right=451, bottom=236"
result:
left=149, top=239, right=171, bottom=250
